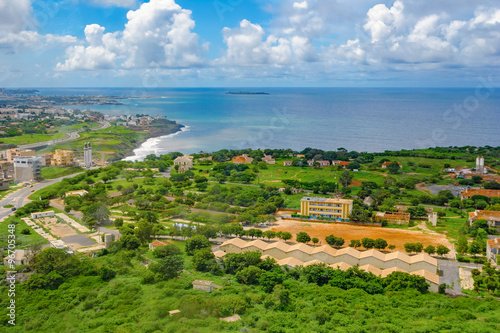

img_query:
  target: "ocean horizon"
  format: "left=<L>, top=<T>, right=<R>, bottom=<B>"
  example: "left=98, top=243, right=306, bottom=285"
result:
left=40, top=87, right=500, bottom=160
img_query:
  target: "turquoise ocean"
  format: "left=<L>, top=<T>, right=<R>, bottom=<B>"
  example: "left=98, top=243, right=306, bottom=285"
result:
left=38, top=87, right=500, bottom=160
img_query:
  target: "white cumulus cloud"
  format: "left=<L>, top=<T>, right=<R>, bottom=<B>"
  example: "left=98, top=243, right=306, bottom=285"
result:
left=0, top=0, right=76, bottom=53
left=336, top=0, right=500, bottom=68
left=56, top=25, right=118, bottom=71
left=363, top=0, right=404, bottom=43
left=0, top=0, right=32, bottom=33
left=122, top=0, right=207, bottom=68
left=56, top=0, right=207, bottom=71
left=219, top=0, right=324, bottom=67
left=219, top=19, right=321, bottom=66
left=221, top=20, right=290, bottom=66
left=293, top=1, right=308, bottom=10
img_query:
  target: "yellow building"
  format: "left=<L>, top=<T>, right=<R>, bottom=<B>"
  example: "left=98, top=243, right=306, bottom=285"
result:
left=300, top=197, right=353, bottom=220
left=5, top=148, right=20, bottom=163
left=51, top=149, right=75, bottom=166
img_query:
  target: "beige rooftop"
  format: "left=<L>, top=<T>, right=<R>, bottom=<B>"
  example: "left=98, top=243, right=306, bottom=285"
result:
left=220, top=237, right=439, bottom=290
left=221, top=238, right=437, bottom=267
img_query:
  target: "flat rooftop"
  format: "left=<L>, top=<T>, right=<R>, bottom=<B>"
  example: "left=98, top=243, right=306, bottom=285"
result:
left=301, top=197, right=353, bottom=204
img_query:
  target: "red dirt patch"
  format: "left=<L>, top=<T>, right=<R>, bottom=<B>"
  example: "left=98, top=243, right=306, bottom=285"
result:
left=271, top=219, right=452, bottom=251
left=349, top=180, right=362, bottom=187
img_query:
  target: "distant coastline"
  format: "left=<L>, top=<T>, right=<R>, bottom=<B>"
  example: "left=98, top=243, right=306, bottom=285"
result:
left=226, top=91, right=269, bottom=95
left=95, top=110, right=185, bottom=161
left=124, top=125, right=190, bottom=161
left=6, top=87, right=499, bottom=157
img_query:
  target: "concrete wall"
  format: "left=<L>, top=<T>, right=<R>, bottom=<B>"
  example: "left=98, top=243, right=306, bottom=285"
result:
left=31, top=211, right=55, bottom=219
left=221, top=239, right=438, bottom=274
left=265, top=248, right=288, bottom=260
left=410, top=261, right=437, bottom=273
left=193, top=284, right=213, bottom=292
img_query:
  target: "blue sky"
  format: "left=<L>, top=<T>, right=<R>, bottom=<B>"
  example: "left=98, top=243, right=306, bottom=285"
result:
left=0, top=0, right=499, bottom=87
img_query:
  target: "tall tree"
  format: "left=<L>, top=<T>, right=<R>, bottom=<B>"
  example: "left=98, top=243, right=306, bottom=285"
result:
left=339, top=169, right=353, bottom=188
left=185, top=235, right=211, bottom=255
left=281, top=232, right=292, bottom=242
left=456, top=235, right=469, bottom=254
left=387, top=162, right=401, bottom=174
left=361, top=238, right=375, bottom=249
left=373, top=238, right=388, bottom=251
left=349, top=239, right=361, bottom=248
left=468, top=240, right=482, bottom=257
left=135, top=222, right=153, bottom=245
left=424, top=245, right=436, bottom=256
left=82, top=203, right=110, bottom=226
left=436, top=245, right=450, bottom=257
left=192, top=248, right=218, bottom=273
left=149, top=256, right=184, bottom=280
left=296, top=231, right=311, bottom=243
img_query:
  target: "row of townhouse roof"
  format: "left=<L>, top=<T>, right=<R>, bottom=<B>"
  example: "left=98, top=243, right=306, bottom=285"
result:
left=220, top=238, right=438, bottom=275
left=216, top=239, right=439, bottom=292
left=271, top=255, right=438, bottom=291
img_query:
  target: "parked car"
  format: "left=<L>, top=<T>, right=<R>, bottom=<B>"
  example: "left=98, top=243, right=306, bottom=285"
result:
left=11, top=207, right=16, bottom=211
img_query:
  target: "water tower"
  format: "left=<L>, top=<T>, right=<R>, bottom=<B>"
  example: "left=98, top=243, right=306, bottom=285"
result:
left=475, top=156, right=484, bottom=174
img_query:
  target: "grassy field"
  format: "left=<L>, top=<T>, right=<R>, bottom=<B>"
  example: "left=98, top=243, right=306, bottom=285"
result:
left=50, top=121, right=181, bottom=161
left=428, top=216, right=467, bottom=241
left=0, top=216, right=49, bottom=249
left=56, top=122, right=101, bottom=133
left=41, top=125, right=152, bottom=161
left=196, top=158, right=461, bottom=188
left=0, top=122, right=100, bottom=146
left=254, top=162, right=340, bottom=185
left=374, top=156, right=476, bottom=175
left=41, top=166, right=84, bottom=179
left=424, top=208, right=468, bottom=241
left=1, top=132, right=65, bottom=145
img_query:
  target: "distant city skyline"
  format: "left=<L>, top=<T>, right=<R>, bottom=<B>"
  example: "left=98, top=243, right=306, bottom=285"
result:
left=0, top=0, right=499, bottom=87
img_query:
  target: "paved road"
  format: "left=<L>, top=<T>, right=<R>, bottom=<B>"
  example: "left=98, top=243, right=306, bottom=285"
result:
left=63, top=234, right=96, bottom=247
left=0, top=172, right=84, bottom=220
left=427, top=184, right=480, bottom=197
left=0, top=165, right=171, bottom=221
left=19, top=120, right=111, bottom=150
left=438, top=259, right=483, bottom=295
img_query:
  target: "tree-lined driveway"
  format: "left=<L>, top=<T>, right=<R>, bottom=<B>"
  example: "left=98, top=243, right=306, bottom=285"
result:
left=0, top=173, right=84, bottom=220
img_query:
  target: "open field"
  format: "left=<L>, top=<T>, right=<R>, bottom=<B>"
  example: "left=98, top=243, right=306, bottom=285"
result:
left=427, top=216, right=467, bottom=241
left=0, top=217, right=49, bottom=249
left=1, top=132, right=65, bottom=145
left=41, top=166, right=84, bottom=179
left=0, top=122, right=100, bottom=146
left=374, top=156, right=476, bottom=175
left=35, top=125, right=143, bottom=159
left=45, top=121, right=182, bottom=160
left=271, top=218, right=453, bottom=253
